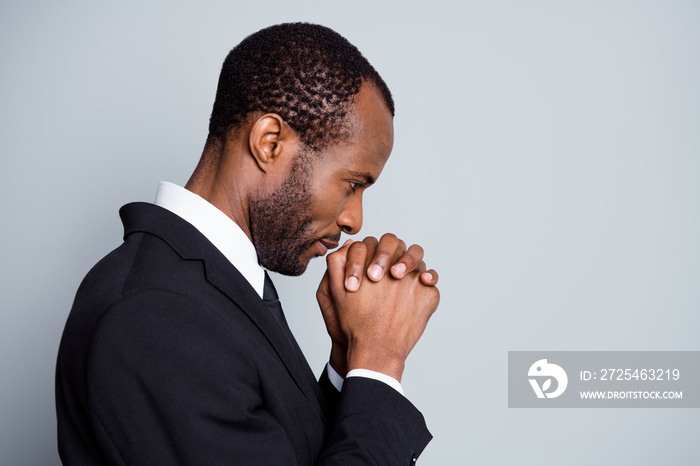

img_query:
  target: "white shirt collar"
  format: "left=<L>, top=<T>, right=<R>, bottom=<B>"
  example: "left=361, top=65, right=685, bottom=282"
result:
left=153, top=181, right=265, bottom=298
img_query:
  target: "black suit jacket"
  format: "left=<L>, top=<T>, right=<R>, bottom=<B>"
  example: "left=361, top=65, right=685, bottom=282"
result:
left=56, top=202, right=431, bottom=465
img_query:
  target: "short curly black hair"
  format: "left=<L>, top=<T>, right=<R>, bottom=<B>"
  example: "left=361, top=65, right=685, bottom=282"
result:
left=208, top=23, right=394, bottom=151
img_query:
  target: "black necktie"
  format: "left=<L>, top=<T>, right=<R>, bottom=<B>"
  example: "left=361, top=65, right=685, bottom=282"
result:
left=262, top=272, right=296, bottom=349
left=263, top=272, right=333, bottom=422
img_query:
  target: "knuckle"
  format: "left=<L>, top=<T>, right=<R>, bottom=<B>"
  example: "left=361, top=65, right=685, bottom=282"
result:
left=375, top=251, right=392, bottom=264
left=431, top=288, right=441, bottom=309
left=347, top=261, right=363, bottom=274
left=408, top=270, right=423, bottom=282
left=380, top=232, right=398, bottom=243
left=327, top=250, right=347, bottom=268
left=326, top=250, right=338, bottom=264
left=350, top=241, right=368, bottom=254
left=402, top=254, right=417, bottom=267
left=363, top=235, right=378, bottom=245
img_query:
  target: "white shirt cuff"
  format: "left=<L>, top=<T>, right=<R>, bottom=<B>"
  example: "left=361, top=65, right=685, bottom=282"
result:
left=326, top=363, right=345, bottom=392
left=325, top=364, right=404, bottom=396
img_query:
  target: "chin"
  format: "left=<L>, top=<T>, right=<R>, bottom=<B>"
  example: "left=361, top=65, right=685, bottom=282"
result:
left=265, top=258, right=311, bottom=277
left=258, top=241, right=319, bottom=277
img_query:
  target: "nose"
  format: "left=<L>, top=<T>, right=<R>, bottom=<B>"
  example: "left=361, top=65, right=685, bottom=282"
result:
left=337, top=193, right=363, bottom=235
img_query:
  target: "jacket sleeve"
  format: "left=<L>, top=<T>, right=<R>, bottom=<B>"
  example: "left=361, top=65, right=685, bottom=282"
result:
left=85, top=290, right=431, bottom=465
left=319, top=377, right=432, bottom=465
left=317, top=368, right=432, bottom=464
left=318, top=366, right=341, bottom=410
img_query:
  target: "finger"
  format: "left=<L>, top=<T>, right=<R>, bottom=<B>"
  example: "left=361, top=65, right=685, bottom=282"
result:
left=326, top=241, right=351, bottom=296
left=429, top=285, right=441, bottom=313
left=334, top=238, right=354, bottom=254
left=361, top=236, right=379, bottom=263
left=390, top=238, right=407, bottom=267
left=344, top=239, right=371, bottom=292
left=316, top=270, right=332, bottom=314
left=390, top=244, right=425, bottom=279
left=366, top=233, right=400, bottom=282
left=420, top=269, right=439, bottom=287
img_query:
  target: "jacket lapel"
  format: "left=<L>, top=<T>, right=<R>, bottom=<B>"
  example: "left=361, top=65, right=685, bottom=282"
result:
left=201, top=257, right=312, bottom=396
left=204, top=260, right=332, bottom=430
left=120, top=202, right=323, bottom=412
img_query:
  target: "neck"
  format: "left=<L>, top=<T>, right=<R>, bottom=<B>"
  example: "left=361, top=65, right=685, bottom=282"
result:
left=186, top=137, right=253, bottom=241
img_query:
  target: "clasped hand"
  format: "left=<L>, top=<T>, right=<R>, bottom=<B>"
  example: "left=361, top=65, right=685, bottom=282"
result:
left=316, top=234, right=440, bottom=382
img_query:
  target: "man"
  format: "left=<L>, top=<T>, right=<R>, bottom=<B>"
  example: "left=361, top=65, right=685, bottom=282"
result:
left=56, top=23, right=440, bottom=465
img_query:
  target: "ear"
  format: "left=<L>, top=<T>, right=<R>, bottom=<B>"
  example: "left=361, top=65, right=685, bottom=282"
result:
left=248, top=113, right=295, bottom=172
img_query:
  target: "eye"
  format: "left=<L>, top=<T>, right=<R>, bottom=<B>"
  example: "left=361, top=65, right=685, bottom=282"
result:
left=349, top=181, right=362, bottom=192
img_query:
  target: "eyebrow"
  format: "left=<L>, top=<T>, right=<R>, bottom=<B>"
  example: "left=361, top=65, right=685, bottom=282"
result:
left=347, top=171, right=375, bottom=187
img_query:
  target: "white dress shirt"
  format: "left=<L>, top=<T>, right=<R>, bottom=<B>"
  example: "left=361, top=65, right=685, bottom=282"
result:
left=154, top=181, right=403, bottom=396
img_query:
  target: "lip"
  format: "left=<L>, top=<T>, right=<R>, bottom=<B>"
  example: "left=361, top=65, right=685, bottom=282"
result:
left=317, top=239, right=339, bottom=255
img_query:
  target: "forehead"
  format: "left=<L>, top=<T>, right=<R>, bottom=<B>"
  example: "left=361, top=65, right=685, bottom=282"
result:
left=321, top=83, right=394, bottom=175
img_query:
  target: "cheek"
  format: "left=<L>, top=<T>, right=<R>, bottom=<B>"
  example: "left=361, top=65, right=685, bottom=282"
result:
left=309, top=187, right=348, bottom=225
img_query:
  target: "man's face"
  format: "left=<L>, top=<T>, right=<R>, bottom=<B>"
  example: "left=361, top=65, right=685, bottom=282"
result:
left=250, top=84, right=394, bottom=276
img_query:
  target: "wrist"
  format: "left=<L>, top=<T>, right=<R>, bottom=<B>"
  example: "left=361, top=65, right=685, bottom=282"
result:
left=346, top=345, right=405, bottom=382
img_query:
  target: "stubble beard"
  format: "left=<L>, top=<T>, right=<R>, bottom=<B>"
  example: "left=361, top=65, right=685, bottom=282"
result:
left=249, top=154, right=319, bottom=276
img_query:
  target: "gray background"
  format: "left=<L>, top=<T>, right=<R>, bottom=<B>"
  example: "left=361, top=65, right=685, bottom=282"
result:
left=1, top=0, right=698, bottom=464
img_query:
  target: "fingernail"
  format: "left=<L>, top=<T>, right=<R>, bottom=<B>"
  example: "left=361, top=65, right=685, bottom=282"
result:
left=343, top=239, right=353, bottom=247
left=393, top=263, right=406, bottom=276
left=347, top=276, right=359, bottom=291
left=369, top=264, right=383, bottom=280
